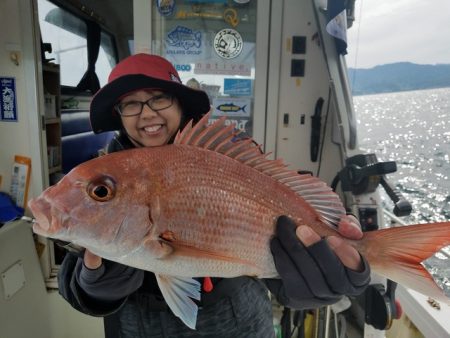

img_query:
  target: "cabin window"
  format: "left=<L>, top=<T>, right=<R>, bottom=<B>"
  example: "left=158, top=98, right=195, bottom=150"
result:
left=37, top=0, right=117, bottom=88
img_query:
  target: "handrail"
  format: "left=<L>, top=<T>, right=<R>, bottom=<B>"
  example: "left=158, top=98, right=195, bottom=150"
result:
left=382, top=208, right=408, bottom=226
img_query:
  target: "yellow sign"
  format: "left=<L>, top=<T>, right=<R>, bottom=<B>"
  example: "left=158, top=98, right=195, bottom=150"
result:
left=176, top=8, right=239, bottom=27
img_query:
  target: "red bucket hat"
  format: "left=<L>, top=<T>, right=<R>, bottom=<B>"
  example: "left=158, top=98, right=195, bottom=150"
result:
left=90, top=53, right=211, bottom=133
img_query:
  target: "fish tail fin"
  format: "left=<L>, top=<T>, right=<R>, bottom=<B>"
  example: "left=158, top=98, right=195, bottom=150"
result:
left=357, top=221, right=450, bottom=303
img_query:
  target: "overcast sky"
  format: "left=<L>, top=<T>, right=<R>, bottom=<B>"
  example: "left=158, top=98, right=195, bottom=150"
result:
left=346, top=0, right=450, bottom=69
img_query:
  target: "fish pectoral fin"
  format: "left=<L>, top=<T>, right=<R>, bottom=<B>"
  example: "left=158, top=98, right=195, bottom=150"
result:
left=155, top=274, right=201, bottom=330
left=142, top=237, right=173, bottom=259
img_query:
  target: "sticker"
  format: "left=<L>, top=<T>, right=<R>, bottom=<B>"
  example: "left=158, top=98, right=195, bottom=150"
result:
left=167, top=30, right=254, bottom=66
left=166, top=26, right=202, bottom=50
left=157, top=0, right=175, bottom=17
left=224, top=79, right=252, bottom=96
left=174, top=64, right=192, bottom=72
left=223, top=9, right=239, bottom=27
left=176, top=8, right=239, bottom=27
left=209, top=117, right=251, bottom=134
left=176, top=10, right=223, bottom=20
left=201, top=84, right=221, bottom=98
left=0, top=77, right=17, bottom=122
left=214, top=28, right=243, bottom=59
left=194, top=62, right=251, bottom=76
left=186, top=78, right=201, bottom=90
left=213, top=97, right=251, bottom=117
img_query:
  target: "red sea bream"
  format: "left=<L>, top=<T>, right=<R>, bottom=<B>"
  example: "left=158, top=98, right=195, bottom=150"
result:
left=29, top=114, right=450, bottom=329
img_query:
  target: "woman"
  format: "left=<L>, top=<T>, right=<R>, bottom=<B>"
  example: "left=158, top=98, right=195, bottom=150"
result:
left=59, top=53, right=370, bottom=338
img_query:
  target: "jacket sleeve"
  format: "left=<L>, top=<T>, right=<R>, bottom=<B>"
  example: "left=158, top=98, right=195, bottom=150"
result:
left=58, top=253, right=129, bottom=316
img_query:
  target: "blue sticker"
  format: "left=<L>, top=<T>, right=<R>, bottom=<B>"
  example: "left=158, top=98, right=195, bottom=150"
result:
left=0, top=77, right=18, bottom=122
left=174, top=64, right=192, bottom=72
left=224, top=79, right=252, bottom=96
left=166, top=26, right=202, bottom=50
left=157, top=0, right=175, bottom=16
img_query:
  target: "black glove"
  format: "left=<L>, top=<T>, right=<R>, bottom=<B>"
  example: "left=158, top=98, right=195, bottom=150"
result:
left=266, top=215, right=370, bottom=309
left=75, top=257, right=144, bottom=302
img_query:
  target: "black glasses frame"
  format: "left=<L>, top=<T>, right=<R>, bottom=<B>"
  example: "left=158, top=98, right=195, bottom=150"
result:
left=114, top=93, right=174, bottom=117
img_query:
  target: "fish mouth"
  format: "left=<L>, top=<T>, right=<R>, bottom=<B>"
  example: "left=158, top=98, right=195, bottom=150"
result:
left=28, top=197, right=65, bottom=237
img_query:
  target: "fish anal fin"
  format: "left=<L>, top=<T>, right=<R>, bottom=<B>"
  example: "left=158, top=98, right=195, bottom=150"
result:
left=155, top=275, right=201, bottom=329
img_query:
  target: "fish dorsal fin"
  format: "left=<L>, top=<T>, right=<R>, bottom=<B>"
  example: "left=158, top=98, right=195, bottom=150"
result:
left=174, top=113, right=346, bottom=227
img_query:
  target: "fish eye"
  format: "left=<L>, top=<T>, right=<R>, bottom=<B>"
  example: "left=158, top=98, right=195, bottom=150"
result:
left=87, top=176, right=116, bottom=202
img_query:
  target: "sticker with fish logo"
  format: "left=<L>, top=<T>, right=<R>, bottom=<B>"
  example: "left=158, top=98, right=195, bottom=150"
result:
left=214, top=28, right=243, bottom=59
left=213, top=97, right=251, bottom=117
left=166, top=26, right=202, bottom=51
left=157, top=0, right=175, bottom=17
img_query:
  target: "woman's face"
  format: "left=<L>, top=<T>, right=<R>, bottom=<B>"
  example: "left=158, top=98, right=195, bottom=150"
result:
left=118, top=89, right=182, bottom=147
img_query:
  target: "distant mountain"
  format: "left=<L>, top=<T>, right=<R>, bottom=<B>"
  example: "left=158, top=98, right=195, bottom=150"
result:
left=347, top=62, right=450, bottom=95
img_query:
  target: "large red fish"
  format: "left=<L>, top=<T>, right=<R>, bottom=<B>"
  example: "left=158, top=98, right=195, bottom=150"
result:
left=29, top=113, right=450, bottom=329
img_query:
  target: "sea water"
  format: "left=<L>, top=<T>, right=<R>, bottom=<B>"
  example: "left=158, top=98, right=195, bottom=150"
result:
left=354, top=87, right=450, bottom=224
left=355, top=88, right=450, bottom=295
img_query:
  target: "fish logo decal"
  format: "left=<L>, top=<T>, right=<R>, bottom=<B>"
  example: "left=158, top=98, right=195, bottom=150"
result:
left=216, top=103, right=246, bottom=114
left=166, top=26, right=202, bottom=50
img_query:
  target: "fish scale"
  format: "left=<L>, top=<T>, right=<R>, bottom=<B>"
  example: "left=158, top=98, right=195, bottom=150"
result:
left=154, top=148, right=295, bottom=275
left=29, top=113, right=450, bottom=329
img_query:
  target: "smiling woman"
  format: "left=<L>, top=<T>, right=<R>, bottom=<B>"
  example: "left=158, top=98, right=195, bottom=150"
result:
left=117, top=89, right=183, bottom=147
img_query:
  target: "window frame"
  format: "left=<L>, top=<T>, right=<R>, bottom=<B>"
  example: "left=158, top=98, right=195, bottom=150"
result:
left=37, top=0, right=119, bottom=94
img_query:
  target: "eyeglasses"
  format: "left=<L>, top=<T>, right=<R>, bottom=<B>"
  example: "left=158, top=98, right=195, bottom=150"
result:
left=114, top=93, right=174, bottom=117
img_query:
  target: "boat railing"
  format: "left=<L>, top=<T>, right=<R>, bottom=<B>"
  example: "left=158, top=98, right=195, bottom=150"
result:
left=382, top=208, right=408, bottom=226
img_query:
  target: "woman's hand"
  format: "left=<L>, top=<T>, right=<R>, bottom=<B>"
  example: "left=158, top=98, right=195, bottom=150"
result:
left=267, top=215, right=370, bottom=309
left=75, top=250, right=144, bottom=302
left=83, top=249, right=102, bottom=269
left=297, top=214, right=364, bottom=272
